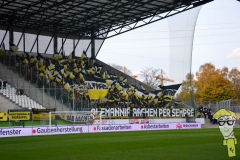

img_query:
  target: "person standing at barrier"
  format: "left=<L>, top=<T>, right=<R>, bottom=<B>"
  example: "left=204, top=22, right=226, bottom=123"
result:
left=2, top=80, right=7, bottom=89
left=15, top=89, right=20, bottom=95
left=185, top=113, right=189, bottom=122
left=203, top=108, right=207, bottom=119
left=213, top=109, right=237, bottom=157
left=0, top=79, right=2, bottom=89
left=207, top=108, right=212, bottom=119
left=198, top=106, right=203, bottom=113
left=20, top=88, right=24, bottom=95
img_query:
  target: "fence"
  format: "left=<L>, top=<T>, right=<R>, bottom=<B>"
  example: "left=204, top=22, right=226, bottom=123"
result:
left=202, top=99, right=233, bottom=113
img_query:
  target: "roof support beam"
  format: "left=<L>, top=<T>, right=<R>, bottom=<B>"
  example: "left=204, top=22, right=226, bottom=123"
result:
left=59, top=34, right=69, bottom=54
left=30, top=30, right=41, bottom=53
left=23, top=32, right=25, bottom=53
left=9, top=26, right=14, bottom=48
left=0, top=0, right=212, bottom=40
left=0, top=25, right=9, bottom=47
left=101, top=2, right=200, bottom=38
left=72, top=35, right=83, bottom=58
left=44, top=32, right=55, bottom=54
left=17, top=30, right=25, bottom=47
left=54, top=33, right=58, bottom=54
left=90, top=29, right=95, bottom=60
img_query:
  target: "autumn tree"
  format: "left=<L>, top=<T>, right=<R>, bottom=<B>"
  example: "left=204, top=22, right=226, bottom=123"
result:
left=195, top=63, right=234, bottom=102
left=176, top=73, right=196, bottom=103
left=228, top=67, right=240, bottom=103
left=139, top=67, right=160, bottom=89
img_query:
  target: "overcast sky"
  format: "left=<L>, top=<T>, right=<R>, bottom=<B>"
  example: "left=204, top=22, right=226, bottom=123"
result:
left=97, top=0, right=240, bottom=84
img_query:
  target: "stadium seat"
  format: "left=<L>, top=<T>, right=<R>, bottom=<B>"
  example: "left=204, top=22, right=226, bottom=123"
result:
left=0, top=82, right=45, bottom=109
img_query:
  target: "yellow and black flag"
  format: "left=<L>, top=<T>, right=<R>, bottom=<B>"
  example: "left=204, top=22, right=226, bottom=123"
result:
left=9, top=42, right=19, bottom=52
left=83, top=73, right=108, bottom=100
left=122, top=77, right=128, bottom=85
left=80, top=50, right=87, bottom=60
left=30, top=54, right=37, bottom=64
left=53, top=53, right=62, bottom=61
left=119, top=74, right=123, bottom=82
left=140, top=83, right=146, bottom=91
left=159, top=83, right=181, bottom=96
left=63, top=82, right=72, bottom=92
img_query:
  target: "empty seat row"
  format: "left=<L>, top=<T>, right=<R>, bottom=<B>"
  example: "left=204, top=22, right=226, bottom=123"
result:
left=0, top=84, right=45, bottom=109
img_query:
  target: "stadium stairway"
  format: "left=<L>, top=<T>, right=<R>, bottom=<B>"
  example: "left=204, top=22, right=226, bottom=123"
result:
left=0, top=83, right=45, bottom=109
left=0, top=93, right=20, bottom=112
left=0, top=62, right=69, bottom=111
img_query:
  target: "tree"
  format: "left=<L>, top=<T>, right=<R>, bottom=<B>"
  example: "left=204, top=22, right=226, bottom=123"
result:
left=195, top=63, right=234, bottom=102
left=176, top=73, right=196, bottom=104
left=221, top=66, right=229, bottom=79
left=108, top=63, right=132, bottom=76
left=139, top=67, right=160, bottom=89
left=228, top=67, right=240, bottom=103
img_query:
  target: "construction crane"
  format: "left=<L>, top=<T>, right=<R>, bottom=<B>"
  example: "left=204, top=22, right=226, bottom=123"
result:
left=123, top=66, right=138, bottom=78
left=154, top=69, right=174, bottom=86
left=131, top=75, right=138, bottom=79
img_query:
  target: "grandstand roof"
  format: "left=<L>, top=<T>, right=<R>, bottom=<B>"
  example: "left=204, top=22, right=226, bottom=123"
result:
left=0, top=0, right=213, bottom=39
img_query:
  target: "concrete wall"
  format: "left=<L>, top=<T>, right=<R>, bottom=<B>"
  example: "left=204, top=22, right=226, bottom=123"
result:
left=0, top=95, right=20, bottom=112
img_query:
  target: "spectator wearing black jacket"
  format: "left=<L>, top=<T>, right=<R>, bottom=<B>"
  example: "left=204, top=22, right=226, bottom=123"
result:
left=203, top=108, right=207, bottom=119
left=2, top=80, right=7, bottom=89
left=0, top=79, right=2, bottom=89
left=20, top=89, right=24, bottom=95
left=207, top=108, right=212, bottom=119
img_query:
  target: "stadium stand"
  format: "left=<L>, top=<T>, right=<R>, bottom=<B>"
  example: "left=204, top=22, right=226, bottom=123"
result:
left=0, top=50, right=188, bottom=112
left=0, top=0, right=214, bottom=112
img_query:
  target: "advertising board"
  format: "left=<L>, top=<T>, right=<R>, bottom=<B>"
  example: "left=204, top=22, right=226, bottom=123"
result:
left=0, top=128, right=32, bottom=138
left=89, top=122, right=201, bottom=133
left=0, top=112, right=7, bottom=121
left=9, top=112, right=30, bottom=121
left=0, top=122, right=201, bottom=138
left=32, top=126, right=89, bottom=135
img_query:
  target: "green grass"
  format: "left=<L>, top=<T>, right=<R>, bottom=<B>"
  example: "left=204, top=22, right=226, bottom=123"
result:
left=0, top=129, right=240, bottom=160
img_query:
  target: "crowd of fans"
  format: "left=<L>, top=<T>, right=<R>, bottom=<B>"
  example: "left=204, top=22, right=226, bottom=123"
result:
left=197, top=106, right=217, bottom=124
left=1, top=52, right=183, bottom=110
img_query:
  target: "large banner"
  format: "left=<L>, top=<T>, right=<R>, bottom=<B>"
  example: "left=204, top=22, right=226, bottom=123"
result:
left=32, top=108, right=56, bottom=120
left=9, top=112, right=30, bottom=121
left=65, top=114, right=94, bottom=122
left=91, top=108, right=195, bottom=118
